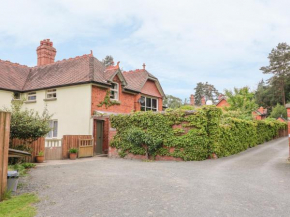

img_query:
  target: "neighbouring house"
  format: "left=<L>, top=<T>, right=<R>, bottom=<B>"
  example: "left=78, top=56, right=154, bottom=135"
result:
left=252, top=107, right=267, bottom=120
left=0, top=39, right=165, bottom=155
left=277, top=116, right=287, bottom=123
left=216, top=95, right=230, bottom=109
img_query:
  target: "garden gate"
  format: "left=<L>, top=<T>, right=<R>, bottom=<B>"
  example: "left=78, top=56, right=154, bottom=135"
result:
left=45, top=139, right=62, bottom=160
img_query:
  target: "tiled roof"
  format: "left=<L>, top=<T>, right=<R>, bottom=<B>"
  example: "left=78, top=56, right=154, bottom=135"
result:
left=0, top=54, right=109, bottom=91
left=123, top=69, right=149, bottom=92
left=0, top=56, right=164, bottom=97
left=123, top=69, right=164, bottom=97
left=0, top=60, right=30, bottom=91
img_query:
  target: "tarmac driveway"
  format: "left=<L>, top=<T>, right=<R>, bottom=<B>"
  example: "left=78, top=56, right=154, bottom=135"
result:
left=22, top=137, right=290, bottom=217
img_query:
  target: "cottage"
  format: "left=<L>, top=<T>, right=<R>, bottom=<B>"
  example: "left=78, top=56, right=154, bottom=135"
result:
left=252, top=107, right=267, bottom=120
left=0, top=39, right=165, bottom=155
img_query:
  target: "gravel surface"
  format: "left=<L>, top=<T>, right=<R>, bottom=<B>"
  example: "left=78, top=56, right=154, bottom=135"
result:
left=19, top=137, right=290, bottom=217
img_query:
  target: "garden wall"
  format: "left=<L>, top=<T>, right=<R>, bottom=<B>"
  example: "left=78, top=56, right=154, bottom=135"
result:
left=108, top=106, right=287, bottom=161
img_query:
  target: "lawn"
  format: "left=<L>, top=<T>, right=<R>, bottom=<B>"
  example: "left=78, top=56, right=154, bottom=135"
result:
left=0, top=193, right=39, bottom=217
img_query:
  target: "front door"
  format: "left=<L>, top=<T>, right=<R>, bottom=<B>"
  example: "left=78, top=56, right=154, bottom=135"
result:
left=96, top=120, right=103, bottom=154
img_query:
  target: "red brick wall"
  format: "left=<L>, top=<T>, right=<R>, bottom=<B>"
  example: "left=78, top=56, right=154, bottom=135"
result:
left=91, top=76, right=136, bottom=114
left=141, top=80, right=162, bottom=98
left=91, top=76, right=163, bottom=114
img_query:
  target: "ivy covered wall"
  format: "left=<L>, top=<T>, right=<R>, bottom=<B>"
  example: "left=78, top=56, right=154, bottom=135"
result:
left=110, top=106, right=287, bottom=161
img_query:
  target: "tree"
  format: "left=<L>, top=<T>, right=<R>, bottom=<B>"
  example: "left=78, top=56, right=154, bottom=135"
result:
left=269, top=104, right=287, bottom=119
left=260, top=43, right=290, bottom=105
left=194, top=82, right=220, bottom=106
left=225, top=87, right=258, bottom=117
left=5, top=101, right=52, bottom=145
left=102, top=55, right=114, bottom=67
left=163, top=95, right=182, bottom=109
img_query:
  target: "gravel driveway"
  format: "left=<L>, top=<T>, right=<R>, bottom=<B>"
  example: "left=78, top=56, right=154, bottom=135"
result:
left=20, top=137, right=290, bottom=217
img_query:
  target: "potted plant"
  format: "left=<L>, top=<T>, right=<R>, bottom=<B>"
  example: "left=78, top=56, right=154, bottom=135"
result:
left=69, top=148, right=78, bottom=160
left=35, top=151, right=44, bottom=163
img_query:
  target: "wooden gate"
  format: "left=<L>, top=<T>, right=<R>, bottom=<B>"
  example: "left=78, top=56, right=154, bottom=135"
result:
left=45, top=139, right=62, bottom=160
left=78, top=139, right=94, bottom=158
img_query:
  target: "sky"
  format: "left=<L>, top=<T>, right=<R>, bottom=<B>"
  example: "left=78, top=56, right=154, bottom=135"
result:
left=1, top=0, right=290, bottom=100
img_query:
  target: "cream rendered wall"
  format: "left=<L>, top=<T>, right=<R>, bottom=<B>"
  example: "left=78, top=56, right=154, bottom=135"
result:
left=0, top=84, right=92, bottom=139
left=0, top=90, right=14, bottom=109
left=24, top=84, right=92, bottom=139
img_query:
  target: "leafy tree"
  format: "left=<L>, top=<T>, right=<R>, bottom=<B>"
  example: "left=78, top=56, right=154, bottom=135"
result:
left=163, top=95, right=182, bottom=109
left=4, top=101, right=52, bottom=145
left=260, top=43, right=290, bottom=105
left=269, top=104, right=287, bottom=119
left=194, top=82, right=220, bottom=106
left=225, top=87, right=258, bottom=117
left=102, top=55, right=114, bottom=67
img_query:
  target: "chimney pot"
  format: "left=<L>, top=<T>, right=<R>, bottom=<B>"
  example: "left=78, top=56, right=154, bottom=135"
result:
left=36, top=39, right=56, bottom=66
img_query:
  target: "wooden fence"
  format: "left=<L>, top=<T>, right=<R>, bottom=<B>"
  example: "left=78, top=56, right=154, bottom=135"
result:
left=11, top=137, right=45, bottom=163
left=62, top=135, right=93, bottom=159
left=0, top=112, right=11, bottom=201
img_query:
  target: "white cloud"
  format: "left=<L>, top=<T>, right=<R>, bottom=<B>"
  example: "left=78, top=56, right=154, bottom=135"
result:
left=1, top=0, right=290, bottom=98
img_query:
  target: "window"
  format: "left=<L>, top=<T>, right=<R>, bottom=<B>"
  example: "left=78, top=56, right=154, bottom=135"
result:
left=13, top=92, right=21, bottom=100
left=110, top=83, right=119, bottom=100
left=27, top=92, right=36, bottom=101
left=47, top=120, right=58, bottom=138
left=46, top=89, right=57, bottom=99
left=140, top=96, right=158, bottom=111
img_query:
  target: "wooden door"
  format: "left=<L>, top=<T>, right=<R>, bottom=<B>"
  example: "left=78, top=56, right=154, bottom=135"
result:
left=96, top=120, right=103, bottom=154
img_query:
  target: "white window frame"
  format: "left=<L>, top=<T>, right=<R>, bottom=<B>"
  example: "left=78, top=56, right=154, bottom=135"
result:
left=27, top=92, right=37, bottom=101
left=47, top=120, right=58, bottom=138
left=110, top=82, right=119, bottom=100
left=46, top=89, right=57, bottom=99
left=140, top=96, right=158, bottom=111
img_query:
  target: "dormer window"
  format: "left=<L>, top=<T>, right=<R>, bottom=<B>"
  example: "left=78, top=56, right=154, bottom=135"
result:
left=110, top=82, right=119, bottom=100
left=27, top=92, right=36, bottom=101
left=46, top=89, right=57, bottom=99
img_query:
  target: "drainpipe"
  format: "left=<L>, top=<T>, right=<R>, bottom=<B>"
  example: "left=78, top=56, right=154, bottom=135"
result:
left=286, top=104, right=290, bottom=161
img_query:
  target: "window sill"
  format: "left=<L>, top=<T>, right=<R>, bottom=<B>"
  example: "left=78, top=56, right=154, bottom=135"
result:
left=44, top=98, right=57, bottom=102
left=24, top=100, right=36, bottom=104
left=110, top=99, right=120, bottom=103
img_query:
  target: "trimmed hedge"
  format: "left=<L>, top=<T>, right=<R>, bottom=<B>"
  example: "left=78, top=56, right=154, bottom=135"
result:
left=110, top=106, right=287, bottom=161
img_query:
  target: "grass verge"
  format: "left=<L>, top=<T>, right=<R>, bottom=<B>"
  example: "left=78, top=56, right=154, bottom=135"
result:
left=0, top=193, right=39, bottom=217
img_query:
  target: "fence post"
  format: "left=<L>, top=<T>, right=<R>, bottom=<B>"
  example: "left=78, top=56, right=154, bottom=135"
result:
left=286, top=104, right=290, bottom=161
left=0, top=112, right=11, bottom=201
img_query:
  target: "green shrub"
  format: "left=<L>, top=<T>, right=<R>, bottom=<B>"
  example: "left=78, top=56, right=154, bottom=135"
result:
left=21, top=163, right=36, bottom=169
left=69, top=148, right=78, bottom=153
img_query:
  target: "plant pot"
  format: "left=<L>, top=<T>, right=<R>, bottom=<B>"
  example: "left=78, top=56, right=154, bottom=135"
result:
left=70, top=153, right=77, bottom=160
left=35, top=155, right=44, bottom=163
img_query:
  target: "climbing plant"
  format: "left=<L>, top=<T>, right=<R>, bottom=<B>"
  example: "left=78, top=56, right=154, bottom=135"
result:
left=110, top=106, right=287, bottom=161
left=98, top=90, right=120, bottom=109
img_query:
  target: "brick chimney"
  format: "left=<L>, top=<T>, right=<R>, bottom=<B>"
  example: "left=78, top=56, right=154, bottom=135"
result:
left=36, top=39, right=56, bottom=66
left=201, top=96, right=206, bottom=106
left=190, top=94, right=195, bottom=106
